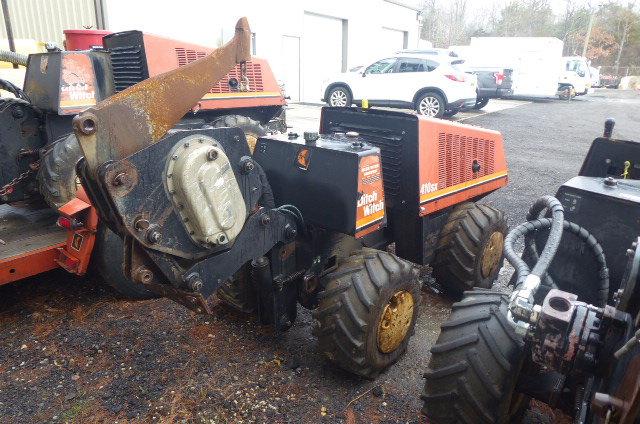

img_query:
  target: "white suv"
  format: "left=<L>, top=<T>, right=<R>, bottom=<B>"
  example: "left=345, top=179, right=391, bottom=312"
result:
left=321, top=54, right=477, bottom=118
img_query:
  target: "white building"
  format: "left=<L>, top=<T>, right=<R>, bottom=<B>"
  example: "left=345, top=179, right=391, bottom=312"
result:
left=102, top=0, right=423, bottom=102
left=0, top=0, right=422, bottom=103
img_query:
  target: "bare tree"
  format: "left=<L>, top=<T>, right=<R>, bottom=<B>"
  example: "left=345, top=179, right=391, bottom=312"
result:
left=420, top=0, right=468, bottom=47
left=417, top=0, right=640, bottom=70
left=613, top=3, right=637, bottom=73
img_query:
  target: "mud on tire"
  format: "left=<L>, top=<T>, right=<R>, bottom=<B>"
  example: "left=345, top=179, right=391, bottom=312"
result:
left=313, top=248, right=420, bottom=378
left=421, top=290, right=525, bottom=423
left=433, top=202, right=507, bottom=297
left=37, top=134, right=82, bottom=209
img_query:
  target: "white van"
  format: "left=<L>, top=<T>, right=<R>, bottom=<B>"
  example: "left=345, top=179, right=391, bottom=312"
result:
left=464, top=37, right=564, bottom=98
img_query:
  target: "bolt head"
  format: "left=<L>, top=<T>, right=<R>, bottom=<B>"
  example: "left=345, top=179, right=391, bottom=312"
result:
left=240, top=157, right=255, bottom=174
left=192, top=279, right=203, bottom=291
left=147, top=230, right=161, bottom=243
left=111, top=172, right=128, bottom=187
left=260, top=214, right=271, bottom=226
left=206, top=149, right=218, bottom=161
left=73, top=113, right=97, bottom=135
left=285, top=224, right=297, bottom=239
left=185, top=273, right=204, bottom=292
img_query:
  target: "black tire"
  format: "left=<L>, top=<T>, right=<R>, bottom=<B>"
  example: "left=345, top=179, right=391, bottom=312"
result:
left=37, top=134, right=82, bottom=209
left=433, top=202, right=507, bottom=297
left=416, top=92, right=446, bottom=118
left=93, top=226, right=159, bottom=300
left=216, top=265, right=256, bottom=314
left=443, top=109, right=459, bottom=118
left=557, top=85, right=575, bottom=100
left=211, top=114, right=267, bottom=153
left=421, top=290, right=526, bottom=423
left=313, top=248, right=420, bottom=378
left=326, top=85, right=352, bottom=107
left=474, top=97, right=490, bottom=110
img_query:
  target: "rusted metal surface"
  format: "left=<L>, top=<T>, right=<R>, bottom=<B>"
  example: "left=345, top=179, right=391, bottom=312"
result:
left=122, top=234, right=212, bottom=314
left=615, top=355, right=640, bottom=424
left=74, top=17, right=252, bottom=173
left=531, top=289, right=578, bottom=370
left=591, top=355, right=640, bottom=423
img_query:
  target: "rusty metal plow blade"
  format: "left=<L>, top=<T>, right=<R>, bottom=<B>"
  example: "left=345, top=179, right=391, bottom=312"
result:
left=73, top=17, right=251, bottom=174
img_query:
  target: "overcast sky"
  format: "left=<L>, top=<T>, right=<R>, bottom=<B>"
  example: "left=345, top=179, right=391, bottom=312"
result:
left=430, top=0, right=633, bottom=16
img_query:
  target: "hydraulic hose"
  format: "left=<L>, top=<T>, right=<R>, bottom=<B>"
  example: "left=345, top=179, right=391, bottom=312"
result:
left=505, top=196, right=564, bottom=329
left=0, top=49, right=28, bottom=67
left=0, top=78, right=29, bottom=101
left=504, top=195, right=565, bottom=285
left=505, top=195, right=610, bottom=331
left=515, top=218, right=609, bottom=306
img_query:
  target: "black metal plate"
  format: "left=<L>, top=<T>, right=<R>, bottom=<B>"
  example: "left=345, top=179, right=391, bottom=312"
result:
left=99, top=127, right=262, bottom=259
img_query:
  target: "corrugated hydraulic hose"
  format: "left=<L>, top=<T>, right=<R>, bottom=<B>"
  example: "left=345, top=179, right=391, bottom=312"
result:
left=0, top=49, right=28, bottom=67
left=516, top=218, right=609, bottom=306
left=505, top=195, right=610, bottom=327
left=504, top=195, right=565, bottom=285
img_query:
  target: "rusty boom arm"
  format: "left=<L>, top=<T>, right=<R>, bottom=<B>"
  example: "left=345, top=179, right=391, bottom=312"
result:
left=73, top=17, right=252, bottom=173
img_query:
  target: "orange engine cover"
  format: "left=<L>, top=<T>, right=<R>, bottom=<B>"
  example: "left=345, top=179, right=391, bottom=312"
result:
left=319, top=108, right=508, bottom=220
left=102, top=30, right=285, bottom=111
left=417, top=116, right=508, bottom=215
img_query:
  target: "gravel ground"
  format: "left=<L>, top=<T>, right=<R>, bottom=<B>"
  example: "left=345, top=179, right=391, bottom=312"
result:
left=1, top=89, right=639, bottom=423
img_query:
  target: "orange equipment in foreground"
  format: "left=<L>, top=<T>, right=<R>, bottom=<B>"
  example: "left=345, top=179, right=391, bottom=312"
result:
left=0, top=17, right=265, bottom=298
left=64, top=28, right=286, bottom=133
left=417, top=117, right=508, bottom=215
left=0, top=188, right=97, bottom=285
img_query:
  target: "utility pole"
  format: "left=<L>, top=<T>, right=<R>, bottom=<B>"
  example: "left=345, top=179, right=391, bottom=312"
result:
left=0, top=0, right=17, bottom=69
left=582, top=7, right=596, bottom=57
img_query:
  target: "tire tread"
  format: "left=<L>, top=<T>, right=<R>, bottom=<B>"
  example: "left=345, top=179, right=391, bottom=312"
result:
left=315, top=248, right=419, bottom=378
left=421, top=290, right=525, bottom=423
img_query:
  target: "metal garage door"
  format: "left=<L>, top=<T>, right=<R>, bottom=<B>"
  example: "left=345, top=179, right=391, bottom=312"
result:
left=0, top=0, right=102, bottom=45
left=280, top=35, right=301, bottom=102
left=380, top=27, right=408, bottom=56
left=302, top=12, right=345, bottom=103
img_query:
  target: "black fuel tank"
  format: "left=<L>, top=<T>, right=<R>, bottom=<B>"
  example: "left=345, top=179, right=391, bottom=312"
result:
left=253, top=132, right=386, bottom=236
left=23, top=50, right=113, bottom=115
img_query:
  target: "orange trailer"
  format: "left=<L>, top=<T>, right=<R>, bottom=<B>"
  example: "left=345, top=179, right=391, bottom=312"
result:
left=0, top=188, right=97, bottom=285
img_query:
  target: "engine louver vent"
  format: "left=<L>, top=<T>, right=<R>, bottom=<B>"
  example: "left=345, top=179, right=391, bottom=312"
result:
left=352, top=133, right=403, bottom=201
left=437, top=132, right=495, bottom=189
left=174, top=48, right=264, bottom=93
left=110, top=45, right=147, bottom=92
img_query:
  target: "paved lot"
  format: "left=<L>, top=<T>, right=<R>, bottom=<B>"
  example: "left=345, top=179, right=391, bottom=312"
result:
left=1, top=89, right=639, bottom=423
left=286, top=98, right=530, bottom=131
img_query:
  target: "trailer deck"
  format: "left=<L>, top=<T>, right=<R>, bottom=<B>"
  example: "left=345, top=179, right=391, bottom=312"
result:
left=0, top=203, right=66, bottom=284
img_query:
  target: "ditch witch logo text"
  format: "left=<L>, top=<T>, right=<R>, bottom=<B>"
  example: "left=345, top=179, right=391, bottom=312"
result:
left=358, top=191, right=384, bottom=216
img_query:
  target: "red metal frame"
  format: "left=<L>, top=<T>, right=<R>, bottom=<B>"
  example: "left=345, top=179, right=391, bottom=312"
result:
left=0, top=188, right=99, bottom=286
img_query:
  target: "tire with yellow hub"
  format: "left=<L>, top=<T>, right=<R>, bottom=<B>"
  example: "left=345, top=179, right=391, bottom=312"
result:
left=314, top=248, right=420, bottom=378
left=433, top=202, right=507, bottom=297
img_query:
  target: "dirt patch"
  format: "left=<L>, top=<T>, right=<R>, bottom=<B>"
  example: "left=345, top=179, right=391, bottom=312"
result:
left=0, top=269, right=446, bottom=423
